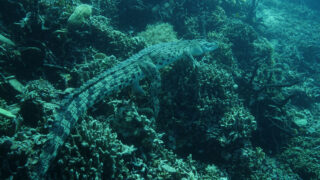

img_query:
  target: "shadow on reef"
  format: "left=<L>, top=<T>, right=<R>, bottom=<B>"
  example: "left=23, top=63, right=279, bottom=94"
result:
left=234, top=62, right=300, bottom=154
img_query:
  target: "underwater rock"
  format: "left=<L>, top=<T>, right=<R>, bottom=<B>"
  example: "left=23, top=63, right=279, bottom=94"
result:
left=293, top=118, right=307, bottom=127
left=137, top=23, right=178, bottom=45
left=280, top=135, right=320, bottom=179
left=223, top=20, right=258, bottom=56
left=20, top=80, right=58, bottom=127
left=67, top=4, right=92, bottom=29
left=159, top=60, right=256, bottom=162
left=288, top=108, right=310, bottom=128
left=90, top=15, right=145, bottom=58
left=52, top=116, right=137, bottom=179
left=7, top=77, right=24, bottom=94
left=0, top=129, right=47, bottom=179
left=49, top=101, right=228, bottom=179
left=93, top=52, right=107, bottom=60
left=1, top=0, right=319, bottom=179
left=69, top=54, right=118, bottom=87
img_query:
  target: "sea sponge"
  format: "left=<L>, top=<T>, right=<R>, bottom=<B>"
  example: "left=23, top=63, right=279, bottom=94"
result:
left=67, top=4, right=92, bottom=28
left=137, top=23, right=177, bottom=45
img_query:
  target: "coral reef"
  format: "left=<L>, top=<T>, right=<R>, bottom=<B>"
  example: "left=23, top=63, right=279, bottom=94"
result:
left=279, top=135, right=320, bottom=179
left=137, top=23, right=178, bottom=45
left=0, top=0, right=319, bottom=179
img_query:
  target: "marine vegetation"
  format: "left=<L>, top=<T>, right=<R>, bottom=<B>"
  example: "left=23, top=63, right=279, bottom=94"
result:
left=0, top=0, right=319, bottom=179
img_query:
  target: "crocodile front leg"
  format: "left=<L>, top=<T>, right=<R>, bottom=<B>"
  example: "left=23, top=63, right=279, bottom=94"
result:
left=138, top=59, right=161, bottom=117
left=183, top=50, right=200, bottom=68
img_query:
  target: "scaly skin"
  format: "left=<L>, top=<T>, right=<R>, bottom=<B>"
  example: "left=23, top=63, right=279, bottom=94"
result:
left=31, top=39, right=218, bottom=179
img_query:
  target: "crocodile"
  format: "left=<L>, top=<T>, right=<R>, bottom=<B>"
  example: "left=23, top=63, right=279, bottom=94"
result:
left=31, top=39, right=218, bottom=179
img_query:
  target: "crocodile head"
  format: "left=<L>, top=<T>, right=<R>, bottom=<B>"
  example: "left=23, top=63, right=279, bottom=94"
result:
left=190, top=39, right=218, bottom=56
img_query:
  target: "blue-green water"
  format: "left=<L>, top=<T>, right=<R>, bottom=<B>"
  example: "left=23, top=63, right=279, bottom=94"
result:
left=0, top=0, right=319, bottom=179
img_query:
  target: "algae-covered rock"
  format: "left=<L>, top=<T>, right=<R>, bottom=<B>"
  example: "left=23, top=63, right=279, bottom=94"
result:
left=280, top=135, right=320, bottom=179
left=159, top=59, right=256, bottom=162
left=137, top=23, right=178, bottom=45
left=67, top=4, right=92, bottom=28
left=20, top=79, right=59, bottom=127
left=0, top=0, right=319, bottom=179
left=7, top=78, right=24, bottom=94
left=90, top=15, right=145, bottom=58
